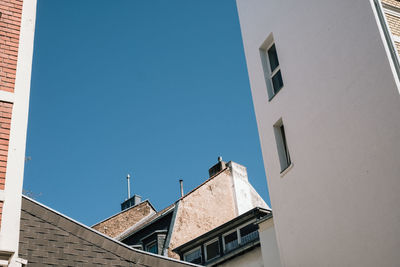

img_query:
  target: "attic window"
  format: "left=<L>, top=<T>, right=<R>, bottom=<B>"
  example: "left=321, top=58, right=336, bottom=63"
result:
left=223, top=231, right=238, bottom=253
left=205, top=238, right=220, bottom=261
left=239, top=223, right=259, bottom=244
left=183, top=247, right=202, bottom=264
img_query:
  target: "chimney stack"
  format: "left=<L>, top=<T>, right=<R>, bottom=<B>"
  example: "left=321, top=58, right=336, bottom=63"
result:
left=179, top=179, right=184, bottom=197
left=208, top=156, right=226, bottom=177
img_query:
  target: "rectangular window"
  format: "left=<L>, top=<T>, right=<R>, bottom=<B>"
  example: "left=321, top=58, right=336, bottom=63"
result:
left=274, top=120, right=291, bottom=172
left=260, top=35, right=284, bottom=100
left=239, top=223, right=259, bottom=245
left=223, top=231, right=238, bottom=253
left=183, top=247, right=202, bottom=264
left=205, top=238, right=220, bottom=261
left=145, top=241, right=158, bottom=254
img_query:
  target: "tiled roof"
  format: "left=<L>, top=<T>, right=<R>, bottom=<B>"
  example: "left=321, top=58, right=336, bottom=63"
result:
left=18, top=196, right=199, bottom=267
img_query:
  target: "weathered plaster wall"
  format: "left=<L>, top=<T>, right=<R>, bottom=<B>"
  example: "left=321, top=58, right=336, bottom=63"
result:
left=229, top=162, right=269, bottom=214
left=167, top=169, right=238, bottom=259
left=92, top=201, right=155, bottom=238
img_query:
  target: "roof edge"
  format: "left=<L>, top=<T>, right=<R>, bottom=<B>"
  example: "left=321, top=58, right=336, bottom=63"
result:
left=91, top=199, right=157, bottom=227
left=21, top=195, right=200, bottom=267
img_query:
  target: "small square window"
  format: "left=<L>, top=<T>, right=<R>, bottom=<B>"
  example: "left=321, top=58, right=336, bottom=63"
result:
left=260, top=35, right=284, bottom=100
left=205, top=238, right=220, bottom=261
left=274, top=120, right=291, bottom=172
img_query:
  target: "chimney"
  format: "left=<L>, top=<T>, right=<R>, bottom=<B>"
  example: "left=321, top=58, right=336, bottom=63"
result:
left=179, top=179, right=184, bottom=197
left=120, top=194, right=142, bottom=211
left=208, top=156, right=226, bottom=177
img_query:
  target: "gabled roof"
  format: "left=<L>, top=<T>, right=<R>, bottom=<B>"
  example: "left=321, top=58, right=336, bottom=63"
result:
left=19, top=196, right=200, bottom=267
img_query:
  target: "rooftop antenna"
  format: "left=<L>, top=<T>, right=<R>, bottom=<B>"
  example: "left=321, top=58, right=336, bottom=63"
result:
left=126, top=173, right=131, bottom=199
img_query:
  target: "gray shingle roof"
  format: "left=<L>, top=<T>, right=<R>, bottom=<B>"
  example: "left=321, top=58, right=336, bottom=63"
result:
left=19, top=196, right=200, bottom=267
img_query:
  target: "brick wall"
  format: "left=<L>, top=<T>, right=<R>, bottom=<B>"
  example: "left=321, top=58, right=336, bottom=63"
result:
left=0, top=0, right=22, bottom=93
left=0, top=101, right=11, bottom=190
left=0, top=0, right=22, bottom=229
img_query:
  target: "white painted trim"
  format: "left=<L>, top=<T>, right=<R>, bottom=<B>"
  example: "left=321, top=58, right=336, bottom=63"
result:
left=0, top=1, right=37, bottom=267
left=280, top=163, right=294, bottom=178
left=0, top=91, right=14, bottom=104
left=392, top=35, right=400, bottom=43
left=371, top=0, right=400, bottom=93
left=383, top=5, right=400, bottom=17
left=15, top=258, right=27, bottom=265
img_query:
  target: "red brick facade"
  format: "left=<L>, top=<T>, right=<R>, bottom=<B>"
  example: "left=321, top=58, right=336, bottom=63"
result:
left=0, top=0, right=23, bottom=228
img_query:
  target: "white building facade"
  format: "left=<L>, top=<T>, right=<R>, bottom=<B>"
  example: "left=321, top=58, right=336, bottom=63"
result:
left=236, top=0, right=400, bottom=266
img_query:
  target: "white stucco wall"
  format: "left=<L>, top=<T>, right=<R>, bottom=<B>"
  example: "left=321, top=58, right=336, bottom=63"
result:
left=217, top=246, right=263, bottom=267
left=258, top=219, right=281, bottom=267
left=236, top=0, right=400, bottom=266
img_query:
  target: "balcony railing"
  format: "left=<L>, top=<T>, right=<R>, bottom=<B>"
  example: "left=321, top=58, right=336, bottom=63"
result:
left=224, top=230, right=259, bottom=253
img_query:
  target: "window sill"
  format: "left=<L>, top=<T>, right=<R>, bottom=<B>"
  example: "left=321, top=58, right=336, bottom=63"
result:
left=268, top=86, right=283, bottom=102
left=280, top=163, right=293, bottom=178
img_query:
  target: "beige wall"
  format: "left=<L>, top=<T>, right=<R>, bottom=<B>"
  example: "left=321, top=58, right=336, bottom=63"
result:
left=217, top=247, right=263, bottom=267
left=258, top=219, right=281, bottom=267
left=237, top=0, right=400, bottom=266
left=168, top=169, right=238, bottom=258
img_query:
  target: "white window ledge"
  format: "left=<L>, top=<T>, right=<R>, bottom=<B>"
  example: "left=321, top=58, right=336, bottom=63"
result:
left=280, top=163, right=294, bottom=178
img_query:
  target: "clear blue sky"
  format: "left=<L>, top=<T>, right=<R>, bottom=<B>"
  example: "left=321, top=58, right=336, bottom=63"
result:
left=24, top=0, right=270, bottom=226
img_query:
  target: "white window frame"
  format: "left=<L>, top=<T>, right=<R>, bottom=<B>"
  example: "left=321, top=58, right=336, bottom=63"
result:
left=273, top=119, right=292, bottom=173
left=222, top=219, right=258, bottom=252
left=222, top=228, right=239, bottom=252
left=260, top=34, right=283, bottom=101
left=204, top=237, right=220, bottom=262
left=265, top=43, right=282, bottom=93
left=183, top=246, right=202, bottom=263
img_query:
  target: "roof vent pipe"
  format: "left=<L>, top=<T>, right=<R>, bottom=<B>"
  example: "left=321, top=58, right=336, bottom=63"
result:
left=179, top=179, right=184, bottom=197
left=126, top=174, right=131, bottom=199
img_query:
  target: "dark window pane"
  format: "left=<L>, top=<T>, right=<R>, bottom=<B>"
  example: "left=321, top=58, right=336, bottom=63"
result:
left=272, top=70, right=283, bottom=93
left=206, top=240, right=220, bottom=261
left=280, top=125, right=291, bottom=167
left=268, top=44, right=280, bottom=72
left=224, top=232, right=238, bottom=252
left=184, top=248, right=202, bottom=264
left=240, top=223, right=259, bottom=244
left=146, top=242, right=157, bottom=254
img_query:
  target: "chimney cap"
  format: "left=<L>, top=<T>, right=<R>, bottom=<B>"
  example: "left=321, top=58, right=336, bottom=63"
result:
left=218, top=156, right=222, bottom=162
left=127, top=173, right=130, bottom=179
